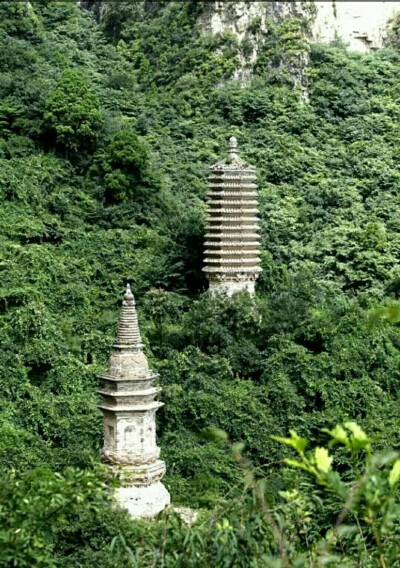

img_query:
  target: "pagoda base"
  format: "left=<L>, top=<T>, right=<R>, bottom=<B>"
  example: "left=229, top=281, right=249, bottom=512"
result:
left=209, top=279, right=255, bottom=296
left=114, top=481, right=170, bottom=519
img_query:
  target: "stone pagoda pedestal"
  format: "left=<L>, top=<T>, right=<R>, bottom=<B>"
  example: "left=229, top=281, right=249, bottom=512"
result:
left=98, top=285, right=170, bottom=518
left=203, top=136, right=262, bottom=295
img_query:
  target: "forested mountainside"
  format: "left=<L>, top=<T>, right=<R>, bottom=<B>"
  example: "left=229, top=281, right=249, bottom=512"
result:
left=3, top=2, right=400, bottom=566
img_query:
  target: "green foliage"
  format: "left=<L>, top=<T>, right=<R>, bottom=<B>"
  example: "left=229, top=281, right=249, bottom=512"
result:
left=2, top=1, right=400, bottom=564
left=44, top=69, right=103, bottom=155
left=25, top=424, right=400, bottom=567
left=0, top=466, right=109, bottom=568
left=95, top=129, right=160, bottom=204
left=254, top=17, right=310, bottom=78
left=272, top=423, right=400, bottom=566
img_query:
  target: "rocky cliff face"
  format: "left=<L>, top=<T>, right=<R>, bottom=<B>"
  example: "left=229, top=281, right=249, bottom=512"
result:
left=81, top=1, right=400, bottom=55
left=198, top=1, right=312, bottom=45
left=197, top=1, right=314, bottom=83
left=313, top=1, right=400, bottom=52
left=198, top=1, right=400, bottom=56
left=195, top=1, right=400, bottom=90
left=198, top=2, right=312, bottom=46
left=79, top=1, right=400, bottom=91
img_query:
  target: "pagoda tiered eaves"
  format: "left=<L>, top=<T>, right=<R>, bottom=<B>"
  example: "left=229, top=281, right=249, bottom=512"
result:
left=203, top=138, right=262, bottom=295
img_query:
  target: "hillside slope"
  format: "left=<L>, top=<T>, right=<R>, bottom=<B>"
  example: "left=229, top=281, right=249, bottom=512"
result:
left=2, top=2, right=400, bottom=565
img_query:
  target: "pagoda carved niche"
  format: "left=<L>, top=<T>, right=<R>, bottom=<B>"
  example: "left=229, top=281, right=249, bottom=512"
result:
left=98, top=284, right=170, bottom=518
left=203, top=136, right=262, bottom=295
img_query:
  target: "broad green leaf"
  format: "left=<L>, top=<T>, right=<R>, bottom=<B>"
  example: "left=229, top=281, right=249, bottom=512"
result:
left=272, top=430, right=307, bottom=454
left=389, top=459, right=400, bottom=487
left=315, top=447, right=333, bottom=473
left=279, top=489, right=299, bottom=501
left=344, top=422, right=368, bottom=443
left=344, top=422, right=371, bottom=452
left=325, top=425, right=349, bottom=447
left=288, top=430, right=308, bottom=453
left=284, top=458, right=310, bottom=472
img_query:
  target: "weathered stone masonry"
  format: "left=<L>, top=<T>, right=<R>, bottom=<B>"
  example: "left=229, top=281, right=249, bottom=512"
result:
left=98, top=284, right=170, bottom=518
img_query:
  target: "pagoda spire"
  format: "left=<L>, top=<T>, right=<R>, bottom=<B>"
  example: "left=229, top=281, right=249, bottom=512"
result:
left=227, top=136, right=238, bottom=162
left=115, top=284, right=143, bottom=348
left=98, top=285, right=170, bottom=518
left=203, top=136, right=262, bottom=295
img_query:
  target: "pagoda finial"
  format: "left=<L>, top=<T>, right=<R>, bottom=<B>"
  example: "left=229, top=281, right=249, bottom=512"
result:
left=115, top=283, right=142, bottom=348
left=124, top=283, right=134, bottom=303
left=227, top=136, right=238, bottom=162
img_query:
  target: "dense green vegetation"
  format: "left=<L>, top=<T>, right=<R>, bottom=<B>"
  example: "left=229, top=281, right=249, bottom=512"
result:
left=2, top=1, right=400, bottom=565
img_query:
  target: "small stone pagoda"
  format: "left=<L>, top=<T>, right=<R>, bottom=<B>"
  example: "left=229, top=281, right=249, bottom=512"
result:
left=98, top=284, right=170, bottom=518
left=203, top=136, right=262, bottom=295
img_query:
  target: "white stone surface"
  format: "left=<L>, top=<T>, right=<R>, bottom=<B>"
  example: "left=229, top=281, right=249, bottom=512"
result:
left=172, top=507, right=199, bottom=525
left=98, top=285, right=170, bottom=520
left=198, top=1, right=400, bottom=54
left=115, top=482, right=171, bottom=519
left=198, top=1, right=301, bottom=78
left=313, top=1, right=400, bottom=52
left=209, top=280, right=255, bottom=296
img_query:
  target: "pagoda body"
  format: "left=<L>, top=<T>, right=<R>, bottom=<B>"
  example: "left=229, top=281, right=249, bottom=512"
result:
left=98, top=285, right=170, bottom=518
left=203, top=137, right=262, bottom=295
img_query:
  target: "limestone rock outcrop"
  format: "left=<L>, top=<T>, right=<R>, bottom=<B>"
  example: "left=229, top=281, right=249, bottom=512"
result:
left=313, top=2, right=400, bottom=52
left=199, top=1, right=400, bottom=57
left=198, top=1, right=312, bottom=85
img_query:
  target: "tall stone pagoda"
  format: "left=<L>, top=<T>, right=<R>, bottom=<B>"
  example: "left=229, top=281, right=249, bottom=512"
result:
left=203, top=136, right=262, bottom=295
left=98, top=284, right=170, bottom=518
